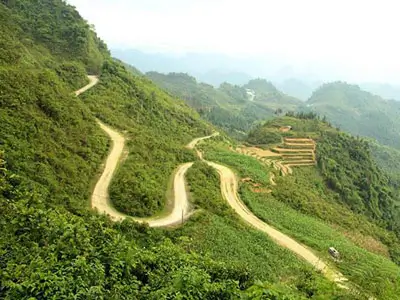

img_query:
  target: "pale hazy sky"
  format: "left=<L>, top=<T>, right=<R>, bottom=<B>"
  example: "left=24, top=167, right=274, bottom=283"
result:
left=68, top=0, right=400, bottom=83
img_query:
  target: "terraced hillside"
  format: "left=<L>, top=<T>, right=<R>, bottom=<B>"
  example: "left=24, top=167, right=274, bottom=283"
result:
left=274, top=137, right=316, bottom=167
left=237, top=136, right=316, bottom=179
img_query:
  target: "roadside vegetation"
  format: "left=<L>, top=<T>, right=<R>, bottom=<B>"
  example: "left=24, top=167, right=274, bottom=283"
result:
left=3, top=1, right=400, bottom=298
left=178, top=161, right=354, bottom=299
left=200, top=115, right=400, bottom=299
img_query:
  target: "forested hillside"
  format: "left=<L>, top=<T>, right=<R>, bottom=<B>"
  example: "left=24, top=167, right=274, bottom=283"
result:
left=146, top=72, right=302, bottom=139
left=0, top=1, right=353, bottom=298
left=247, top=115, right=400, bottom=258
left=3, top=0, right=400, bottom=299
left=304, top=82, right=400, bottom=149
left=0, top=1, right=252, bottom=298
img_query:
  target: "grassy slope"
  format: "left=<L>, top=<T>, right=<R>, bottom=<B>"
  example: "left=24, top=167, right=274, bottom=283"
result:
left=200, top=128, right=400, bottom=299
left=2, top=1, right=397, bottom=298
left=304, top=82, right=400, bottom=149
left=0, top=2, right=108, bottom=213
left=179, top=161, right=350, bottom=299
left=0, top=1, right=260, bottom=298
left=80, top=62, right=211, bottom=216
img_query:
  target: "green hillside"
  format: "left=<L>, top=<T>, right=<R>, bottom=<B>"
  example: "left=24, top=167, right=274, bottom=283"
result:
left=304, top=82, right=400, bottom=149
left=147, top=72, right=302, bottom=139
left=0, top=1, right=250, bottom=298
left=0, top=1, right=353, bottom=298
left=245, top=78, right=302, bottom=110
left=246, top=114, right=400, bottom=251
left=2, top=0, right=400, bottom=299
left=207, top=114, right=400, bottom=298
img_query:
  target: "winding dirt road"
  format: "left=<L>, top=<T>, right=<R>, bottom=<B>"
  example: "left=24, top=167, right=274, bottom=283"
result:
left=77, top=78, right=194, bottom=227
left=77, top=77, right=347, bottom=287
left=205, top=160, right=347, bottom=285
left=75, top=75, right=99, bottom=96
left=91, top=120, right=195, bottom=226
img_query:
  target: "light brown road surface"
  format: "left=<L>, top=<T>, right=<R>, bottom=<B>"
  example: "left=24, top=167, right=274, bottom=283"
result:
left=76, top=77, right=194, bottom=227
left=186, top=132, right=219, bottom=149
left=75, top=75, right=99, bottom=96
left=91, top=120, right=194, bottom=227
left=206, top=160, right=348, bottom=285
left=76, top=78, right=348, bottom=288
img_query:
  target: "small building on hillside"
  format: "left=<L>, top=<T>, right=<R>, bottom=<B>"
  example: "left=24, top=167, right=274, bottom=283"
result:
left=279, top=126, right=292, bottom=132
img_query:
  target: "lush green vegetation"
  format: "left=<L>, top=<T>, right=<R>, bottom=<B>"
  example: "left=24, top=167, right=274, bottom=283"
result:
left=369, top=140, right=400, bottom=189
left=3, top=0, right=400, bottom=298
left=317, top=131, right=398, bottom=222
left=303, top=81, right=400, bottom=149
left=247, top=115, right=400, bottom=245
left=81, top=62, right=211, bottom=217
left=177, top=161, right=353, bottom=299
left=0, top=0, right=109, bottom=214
left=1, top=155, right=260, bottom=299
left=146, top=72, right=303, bottom=139
left=201, top=139, right=400, bottom=299
left=247, top=114, right=333, bottom=146
left=0, top=1, right=283, bottom=298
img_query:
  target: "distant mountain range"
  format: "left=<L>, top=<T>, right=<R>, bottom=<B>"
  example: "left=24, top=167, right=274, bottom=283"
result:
left=303, top=82, right=400, bottom=148
left=146, top=71, right=302, bottom=138
left=112, top=48, right=400, bottom=103
left=144, top=68, right=400, bottom=150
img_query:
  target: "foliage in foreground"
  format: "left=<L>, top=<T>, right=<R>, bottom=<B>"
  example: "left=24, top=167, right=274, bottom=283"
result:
left=177, top=161, right=353, bottom=299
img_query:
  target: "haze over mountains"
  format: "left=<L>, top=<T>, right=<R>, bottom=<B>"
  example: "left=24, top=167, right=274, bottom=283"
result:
left=112, top=48, right=400, bottom=101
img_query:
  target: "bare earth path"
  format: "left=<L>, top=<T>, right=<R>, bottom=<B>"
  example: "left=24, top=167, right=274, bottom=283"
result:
left=75, top=75, right=99, bottom=96
left=91, top=120, right=194, bottom=227
left=77, top=77, right=194, bottom=227
left=77, top=78, right=347, bottom=287
left=205, top=160, right=347, bottom=286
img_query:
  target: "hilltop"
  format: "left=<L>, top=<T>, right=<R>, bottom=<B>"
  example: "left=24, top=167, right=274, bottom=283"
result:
left=304, top=81, right=400, bottom=148
left=147, top=72, right=302, bottom=138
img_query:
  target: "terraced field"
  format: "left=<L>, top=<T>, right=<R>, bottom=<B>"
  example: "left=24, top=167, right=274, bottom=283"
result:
left=237, top=137, right=316, bottom=176
left=274, top=138, right=316, bottom=168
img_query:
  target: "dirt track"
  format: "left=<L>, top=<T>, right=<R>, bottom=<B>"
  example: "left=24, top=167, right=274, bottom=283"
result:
left=206, top=160, right=347, bottom=285
left=186, top=133, right=219, bottom=149
left=91, top=120, right=196, bottom=227
left=77, top=78, right=195, bottom=227
left=75, top=76, right=99, bottom=96
left=77, top=78, right=347, bottom=287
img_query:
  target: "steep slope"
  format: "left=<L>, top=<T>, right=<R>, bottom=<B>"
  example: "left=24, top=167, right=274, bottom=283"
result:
left=245, top=78, right=302, bottom=110
left=146, top=72, right=304, bottom=139
left=2, top=2, right=348, bottom=298
left=369, top=140, right=400, bottom=189
left=80, top=63, right=211, bottom=217
left=304, top=81, right=400, bottom=148
left=246, top=114, right=400, bottom=251
left=2, top=1, right=398, bottom=298
left=0, top=1, right=254, bottom=298
left=0, top=1, right=108, bottom=212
